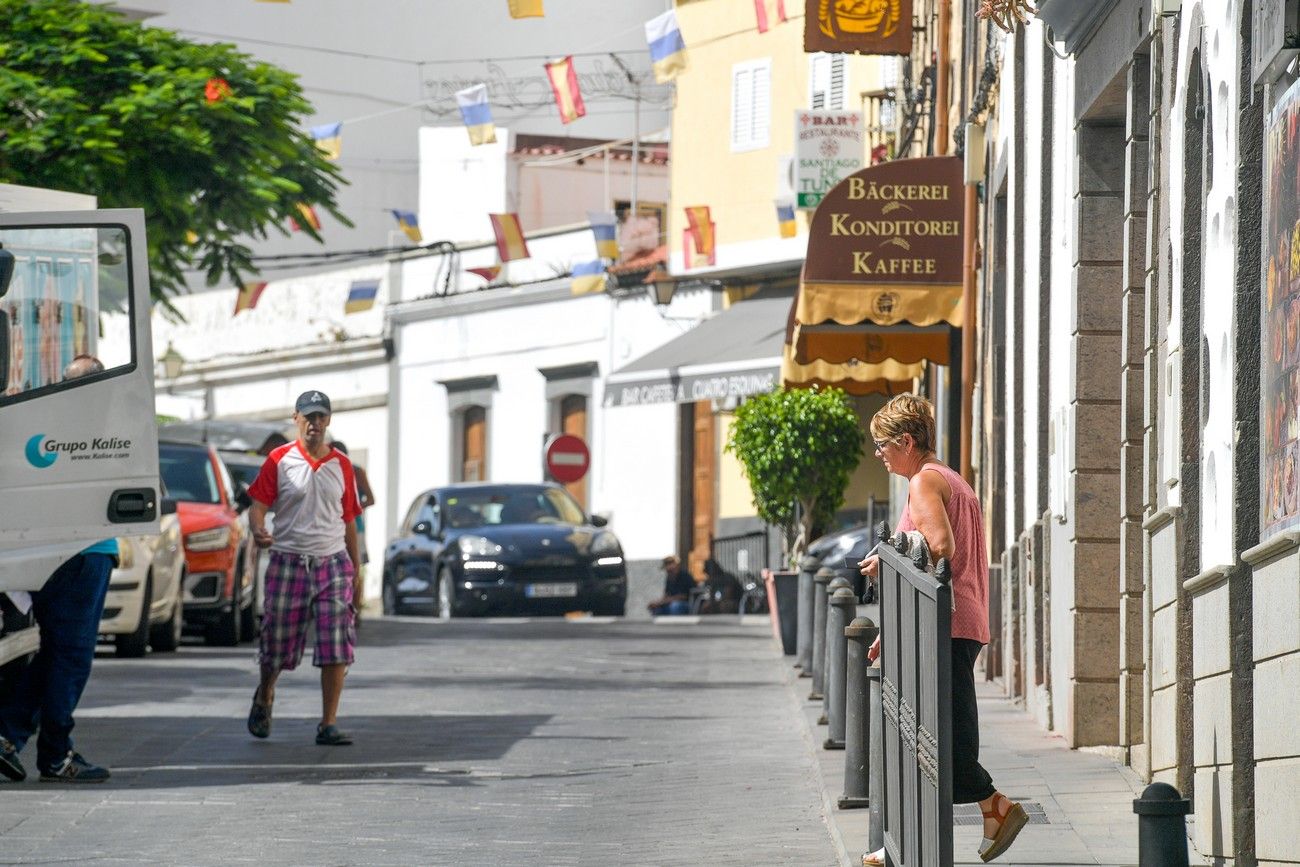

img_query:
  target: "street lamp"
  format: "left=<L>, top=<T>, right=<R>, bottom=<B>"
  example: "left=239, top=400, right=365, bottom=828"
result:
left=646, top=267, right=677, bottom=306
left=160, top=342, right=184, bottom=380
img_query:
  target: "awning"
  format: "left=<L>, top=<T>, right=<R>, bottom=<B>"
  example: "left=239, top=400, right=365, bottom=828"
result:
left=604, top=292, right=790, bottom=407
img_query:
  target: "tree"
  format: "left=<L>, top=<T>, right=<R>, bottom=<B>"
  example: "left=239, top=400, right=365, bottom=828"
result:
left=726, top=386, right=865, bottom=566
left=0, top=0, right=349, bottom=302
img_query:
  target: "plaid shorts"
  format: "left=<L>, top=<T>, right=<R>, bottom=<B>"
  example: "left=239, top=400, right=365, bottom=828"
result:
left=259, top=550, right=355, bottom=672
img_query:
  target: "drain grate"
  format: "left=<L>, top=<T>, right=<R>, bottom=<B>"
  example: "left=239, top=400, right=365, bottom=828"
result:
left=953, top=801, right=1049, bottom=825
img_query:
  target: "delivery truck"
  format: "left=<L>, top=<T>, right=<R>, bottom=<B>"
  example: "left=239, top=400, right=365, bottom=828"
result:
left=0, top=185, right=161, bottom=675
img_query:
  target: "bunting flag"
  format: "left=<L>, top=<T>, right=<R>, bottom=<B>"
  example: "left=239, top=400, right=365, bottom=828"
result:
left=544, top=56, right=586, bottom=125
left=570, top=260, right=607, bottom=296
left=345, top=279, right=380, bottom=314
left=289, top=202, right=321, bottom=232
left=204, top=77, right=232, bottom=103
left=467, top=264, right=503, bottom=282
left=488, top=213, right=530, bottom=262
left=391, top=209, right=422, bottom=243
left=776, top=200, right=797, bottom=238
left=684, top=206, right=716, bottom=257
left=455, top=84, right=497, bottom=146
left=646, top=10, right=688, bottom=83
left=310, top=122, right=342, bottom=161
left=755, top=0, right=789, bottom=32
left=588, top=211, right=619, bottom=260
left=508, top=0, right=543, bottom=17
left=233, top=282, right=268, bottom=316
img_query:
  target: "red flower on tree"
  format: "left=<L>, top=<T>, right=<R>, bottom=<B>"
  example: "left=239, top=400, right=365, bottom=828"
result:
left=205, top=77, right=232, bottom=103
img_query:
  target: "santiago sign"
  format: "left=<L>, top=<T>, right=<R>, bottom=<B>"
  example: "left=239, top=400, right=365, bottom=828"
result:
left=796, top=110, right=865, bottom=210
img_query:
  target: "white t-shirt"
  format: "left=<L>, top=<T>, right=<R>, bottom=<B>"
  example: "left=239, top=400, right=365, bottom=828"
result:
left=248, top=442, right=361, bottom=557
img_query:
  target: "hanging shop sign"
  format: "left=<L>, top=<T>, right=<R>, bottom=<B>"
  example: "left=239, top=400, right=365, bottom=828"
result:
left=804, top=0, right=912, bottom=55
left=1260, top=77, right=1300, bottom=540
left=797, top=156, right=964, bottom=327
left=796, top=111, right=866, bottom=210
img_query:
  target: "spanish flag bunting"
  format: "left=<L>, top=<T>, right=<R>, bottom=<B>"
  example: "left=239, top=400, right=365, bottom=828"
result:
left=467, top=265, right=502, bottom=282
left=233, top=281, right=268, bottom=316
left=685, top=206, right=715, bottom=257
left=455, top=84, right=497, bottom=146
left=204, top=77, right=232, bottom=103
left=507, top=0, right=543, bottom=18
left=488, top=213, right=530, bottom=262
left=645, top=10, right=687, bottom=84
left=289, top=202, right=321, bottom=232
left=570, top=260, right=607, bottom=296
left=587, top=211, right=619, bottom=260
left=345, top=279, right=380, bottom=314
left=391, top=209, right=422, bottom=243
left=310, top=122, right=342, bottom=161
left=544, top=56, right=586, bottom=125
left=754, top=0, right=788, bottom=33
left=776, top=200, right=797, bottom=238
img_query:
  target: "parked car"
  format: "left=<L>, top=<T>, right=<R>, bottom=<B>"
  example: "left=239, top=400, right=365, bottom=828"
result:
left=219, top=449, right=270, bottom=633
left=99, top=501, right=185, bottom=657
left=158, top=439, right=253, bottom=646
left=804, top=522, right=878, bottom=599
left=383, top=483, right=627, bottom=618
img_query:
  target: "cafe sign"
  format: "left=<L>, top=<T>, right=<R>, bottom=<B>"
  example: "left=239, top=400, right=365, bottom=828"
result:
left=797, top=156, right=964, bottom=327
left=805, top=0, right=913, bottom=55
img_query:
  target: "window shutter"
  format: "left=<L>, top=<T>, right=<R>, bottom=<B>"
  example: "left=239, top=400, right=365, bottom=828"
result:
left=752, top=62, right=770, bottom=145
left=732, top=60, right=771, bottom=151
left=810, top=54, right=829, bottom=109
left=732, top=66, right=753, bottom=149
left=829, top=55, right=846, bottom=110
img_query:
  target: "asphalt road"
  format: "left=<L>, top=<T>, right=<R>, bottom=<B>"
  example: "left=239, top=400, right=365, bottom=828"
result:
left=0, top=615, right=837, bottom=866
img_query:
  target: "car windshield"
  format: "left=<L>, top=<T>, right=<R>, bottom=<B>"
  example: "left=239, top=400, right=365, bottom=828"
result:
left=160, top=444, right=221, bottom=505
left=443, top=487, right=586, bottom=529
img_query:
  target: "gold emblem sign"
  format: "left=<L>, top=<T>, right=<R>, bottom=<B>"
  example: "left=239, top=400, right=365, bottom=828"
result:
left=806, top=0, right=911, bottom=54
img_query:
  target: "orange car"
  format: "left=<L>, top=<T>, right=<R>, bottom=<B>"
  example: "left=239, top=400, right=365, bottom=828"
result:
left=159, top=439, right=254, bottom=646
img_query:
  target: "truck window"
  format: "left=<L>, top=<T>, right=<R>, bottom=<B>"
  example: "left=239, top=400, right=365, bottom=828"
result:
left=1, top=225, right=135, bottom=404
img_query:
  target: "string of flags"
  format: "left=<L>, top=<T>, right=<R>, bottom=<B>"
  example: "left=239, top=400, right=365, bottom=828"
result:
left=776, top=200, right=797, bottom=238
left=310, top=122, right=342, bottom=161
left=544, top=56, right=586, bottom=125
left=289, top=203, right=321, bottom=232
left=456, top=84, right=497, bottom=146
left=489, top=213, right=531, bottom=262
left=754, top=0, right=789, bottom=33
left=507, top=0, right=543, bottom=18
left=233, top=282, right=268, bottom=315
left=588, top=211, right=619, bottom=260
left=570, top=260, right=606, bottom=296
left=646, top=10, right=687, bottom=83
left=345, top=279, right=380, bottom=314
left=391, top=210, right=422, bottom=243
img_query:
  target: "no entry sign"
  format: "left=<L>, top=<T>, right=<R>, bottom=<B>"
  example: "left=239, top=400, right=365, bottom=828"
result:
left=544, top=433, right=590, bottom=483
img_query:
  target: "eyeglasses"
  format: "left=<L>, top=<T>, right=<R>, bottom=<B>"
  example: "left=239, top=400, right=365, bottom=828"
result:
left=873, top=437, right=896, bottom=452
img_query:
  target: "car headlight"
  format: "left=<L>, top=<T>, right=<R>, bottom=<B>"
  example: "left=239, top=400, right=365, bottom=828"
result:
left=186, top=526, right=232, bottom=552
left=458, top=535, right=503, bottom=557
left=591, top=532, right=621, bottom=557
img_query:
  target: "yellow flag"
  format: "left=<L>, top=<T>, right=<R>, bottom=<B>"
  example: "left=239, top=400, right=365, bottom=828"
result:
left=508, top=0, right=543, bottom=18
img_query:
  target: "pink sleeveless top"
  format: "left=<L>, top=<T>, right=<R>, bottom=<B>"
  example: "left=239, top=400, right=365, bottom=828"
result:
left=895, top=462, right=991, bottom=645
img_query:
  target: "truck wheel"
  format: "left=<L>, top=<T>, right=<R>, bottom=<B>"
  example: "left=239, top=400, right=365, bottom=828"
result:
left=150, top=577, right=183, bottom=653
left=116, top=575, right=152, bottom=658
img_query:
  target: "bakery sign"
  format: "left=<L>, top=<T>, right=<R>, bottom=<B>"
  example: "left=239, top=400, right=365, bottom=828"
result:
left=805, top=0, right=913, bottom=55
left=796, top=156, right=964, bottom=328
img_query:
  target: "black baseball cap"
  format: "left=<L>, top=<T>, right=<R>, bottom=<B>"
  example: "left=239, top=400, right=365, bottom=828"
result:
left=295, top=390, right=332, bottom=416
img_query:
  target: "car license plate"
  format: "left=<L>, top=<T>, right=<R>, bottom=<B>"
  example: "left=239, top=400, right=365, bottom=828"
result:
left=526, top=582, right=578, bottom=598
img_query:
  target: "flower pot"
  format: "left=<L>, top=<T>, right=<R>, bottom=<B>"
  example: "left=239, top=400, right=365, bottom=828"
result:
left=764, top=569, right=800, bottom=655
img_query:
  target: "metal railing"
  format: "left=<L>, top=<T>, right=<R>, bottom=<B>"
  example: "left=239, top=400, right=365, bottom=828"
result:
left=709, top=529, right=771, bottom=614
left=875, top=521, right=954, bottom=867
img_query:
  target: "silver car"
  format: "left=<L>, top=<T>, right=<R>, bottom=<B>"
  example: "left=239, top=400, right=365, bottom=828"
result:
left=99, top=506, right=185, bottom=657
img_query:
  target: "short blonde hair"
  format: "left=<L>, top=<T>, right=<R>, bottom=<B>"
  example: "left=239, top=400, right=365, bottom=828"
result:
left=870, top=393, right=936, bottom=453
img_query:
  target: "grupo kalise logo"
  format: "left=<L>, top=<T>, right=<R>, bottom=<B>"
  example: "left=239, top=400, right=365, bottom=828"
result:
left=24, top=433, right=133, bottom=469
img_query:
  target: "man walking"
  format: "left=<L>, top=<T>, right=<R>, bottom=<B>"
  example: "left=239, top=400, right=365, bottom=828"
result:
left=0, top=355, right=118, bottom=783
left=245, top=390, right=362, bottom=746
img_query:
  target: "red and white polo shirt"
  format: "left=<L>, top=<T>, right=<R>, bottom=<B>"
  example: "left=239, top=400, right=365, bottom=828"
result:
left=248, top=442, right=362, bottom=557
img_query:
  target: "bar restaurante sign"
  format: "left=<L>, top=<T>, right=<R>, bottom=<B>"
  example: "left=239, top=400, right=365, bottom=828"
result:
left=805, top=0, right=913, bottom=55
left=797, top=156, right=964, bottom=327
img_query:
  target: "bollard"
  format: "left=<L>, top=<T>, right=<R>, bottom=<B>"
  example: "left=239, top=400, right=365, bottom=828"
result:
left=866, top=666, right=884, bottom=851
left=824, top=587, right=856, bottom=747
left=795, top=556, right=818, bottom=674
left=1133, top=783, right=1191, bottom=867
left=820, top=577, right=853, bottom=725
left=809, top=568, right=834, bottom=700
left=839, top=615, right=878, bottom=807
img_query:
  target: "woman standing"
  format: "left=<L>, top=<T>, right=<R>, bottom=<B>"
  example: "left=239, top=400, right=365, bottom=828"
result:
left=859, top=394, right=1026, bottom=864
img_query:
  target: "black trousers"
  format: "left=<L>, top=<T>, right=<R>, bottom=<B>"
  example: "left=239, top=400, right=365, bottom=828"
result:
left=952, top=638, right=996, bottom=804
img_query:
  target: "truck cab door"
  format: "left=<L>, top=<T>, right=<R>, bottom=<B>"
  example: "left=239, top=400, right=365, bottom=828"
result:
left=0, top=209, right=160, bottom=592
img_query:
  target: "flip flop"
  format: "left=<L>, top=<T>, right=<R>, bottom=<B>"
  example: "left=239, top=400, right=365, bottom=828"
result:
left=247, top=689, right=272, bottom=739
left=315, top=723, right=352, bottom=746
left=978, top=794, right=1029, bottom=862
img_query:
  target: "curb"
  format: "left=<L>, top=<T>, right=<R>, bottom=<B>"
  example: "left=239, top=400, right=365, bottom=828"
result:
left=781, top=657, right=854, bottom=867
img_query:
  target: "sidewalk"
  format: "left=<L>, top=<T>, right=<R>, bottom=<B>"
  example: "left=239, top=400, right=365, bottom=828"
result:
left=787, top=661, right=1203, bottom=867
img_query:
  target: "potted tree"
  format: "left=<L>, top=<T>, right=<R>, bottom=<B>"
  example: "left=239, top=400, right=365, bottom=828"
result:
left=726, top=386, right=864, bottom=653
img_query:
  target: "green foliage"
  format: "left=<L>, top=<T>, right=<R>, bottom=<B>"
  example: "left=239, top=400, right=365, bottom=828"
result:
left=726, top=386, right=865, bottom=562
left=0, top=0, right=349, bottom=302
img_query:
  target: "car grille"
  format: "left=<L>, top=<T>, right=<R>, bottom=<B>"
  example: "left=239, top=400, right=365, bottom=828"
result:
left=185, top=572, right=222, bottom=602
left=508, top=566, right=590, bottom=584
